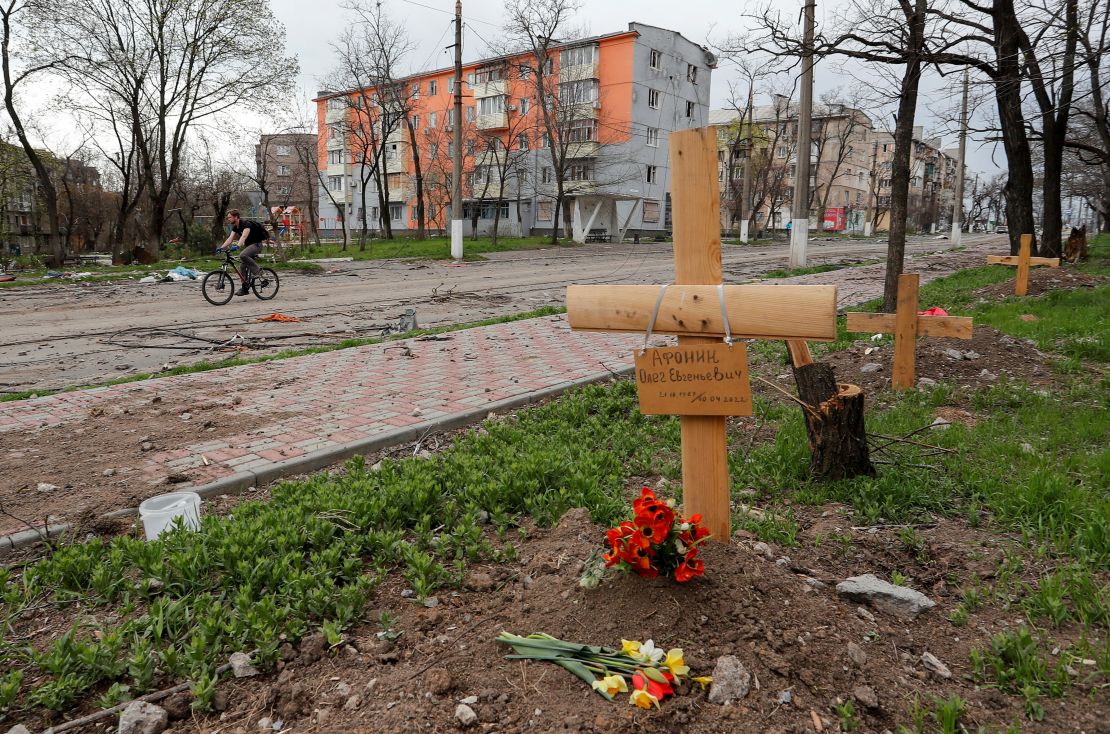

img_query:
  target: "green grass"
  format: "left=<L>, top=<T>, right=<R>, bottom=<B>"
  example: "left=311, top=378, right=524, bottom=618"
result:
left=0, top=380, right=682, bottom=716
left=0, top=306, right=567, bottom=403
left=0, top=259, right=322, bottom=289
left=764, top=263, right=843, bottom=278
left=282, top=234, right=579, bottom=262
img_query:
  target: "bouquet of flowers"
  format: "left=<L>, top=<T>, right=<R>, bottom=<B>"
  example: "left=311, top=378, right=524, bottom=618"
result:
left=601, top=487, right=709, bottom=582
left=496, top=632, right=711, bottom=709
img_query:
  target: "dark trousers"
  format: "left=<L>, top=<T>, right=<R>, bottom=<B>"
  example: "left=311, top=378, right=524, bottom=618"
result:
left=240, top=243, right=262, bottom=280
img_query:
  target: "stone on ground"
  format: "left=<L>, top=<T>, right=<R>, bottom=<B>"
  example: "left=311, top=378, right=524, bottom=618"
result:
left=707, top=655, right=751, bottom=704
left=455, top=703, right=478, bottom=727
left=118, top=701, right=169, bottom=734
left=836, top=574, right=936, bottom=619
left=921, top=651, right=952, bottom=679
left=6, top=725, right=32, bottom=734
left=229, top=651, right=259, bottom=678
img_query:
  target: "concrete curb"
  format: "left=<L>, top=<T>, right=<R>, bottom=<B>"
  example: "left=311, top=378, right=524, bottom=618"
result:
left=0, top=367, right=632, bottom=556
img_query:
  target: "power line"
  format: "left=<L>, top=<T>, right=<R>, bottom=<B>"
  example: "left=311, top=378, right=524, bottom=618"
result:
left=396, top=0, right=499, bottom=27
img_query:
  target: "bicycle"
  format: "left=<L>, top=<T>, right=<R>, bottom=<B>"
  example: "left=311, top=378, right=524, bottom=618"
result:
left=201, top=246, right=280, bottom=306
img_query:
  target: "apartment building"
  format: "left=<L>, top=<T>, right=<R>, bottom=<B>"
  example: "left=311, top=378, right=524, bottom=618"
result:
left=254, top=133, right=319, bottom=241
left=712, top=103, right=874, bottom=234
left=869, top=128, right=964, bottom=234
left=315, top=22, right=716, bottom=241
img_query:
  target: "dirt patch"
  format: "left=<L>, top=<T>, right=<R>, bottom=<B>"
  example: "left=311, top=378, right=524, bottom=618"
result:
left=0, top=393, right=265, bottom=532
left=33, top=508, right=1085, bottom=734
left=975, top=265, right=1106, bottom=300
left=823, top=324, right=1056, bottom=396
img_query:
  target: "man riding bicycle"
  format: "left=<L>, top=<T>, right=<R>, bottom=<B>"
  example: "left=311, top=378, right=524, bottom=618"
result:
left=220, top=209, right=271, bottom=296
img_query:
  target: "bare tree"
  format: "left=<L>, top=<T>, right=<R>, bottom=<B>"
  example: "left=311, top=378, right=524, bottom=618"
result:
left=812, top=91, right=871, bottom=231
left=41, top=0, right=298, bottom=259
left=1, top=0, right=66, bottom=265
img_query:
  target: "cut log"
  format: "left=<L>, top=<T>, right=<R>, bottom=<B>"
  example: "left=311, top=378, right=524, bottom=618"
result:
left=791, top=360, right=875, bottom=481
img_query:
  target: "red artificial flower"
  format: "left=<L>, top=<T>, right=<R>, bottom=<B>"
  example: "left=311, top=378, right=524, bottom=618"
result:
left=674, top=554, right=705, bottom=582
left=634, top=504, right=675, bottom=545
left=632, top=670, right=675, bottom=700
left=632, top=486, right=658, bottom=516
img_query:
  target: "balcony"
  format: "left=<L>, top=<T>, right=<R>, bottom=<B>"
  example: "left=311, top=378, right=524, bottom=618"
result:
left=471, top=78, right=508, bottom=99
left=566, top=141, right=599, bottom=159
left=476, top=112, right=509, bottom=130
left=559, top=62, right=598, bottom=83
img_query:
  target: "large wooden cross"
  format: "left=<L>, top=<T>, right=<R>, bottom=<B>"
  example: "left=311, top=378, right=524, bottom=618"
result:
left=845, top=273, right=974, bottom=389
left=565, top=128, right=838, bottom=542
left=987, top=233, right=1059, bottom=296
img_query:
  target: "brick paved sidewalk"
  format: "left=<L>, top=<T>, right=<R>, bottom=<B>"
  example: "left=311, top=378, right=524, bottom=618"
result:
left=1, top=315, right=651, bottom=541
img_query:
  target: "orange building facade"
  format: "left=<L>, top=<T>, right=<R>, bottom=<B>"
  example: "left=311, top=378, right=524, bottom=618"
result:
left=315, top=22, right=716, bottom=241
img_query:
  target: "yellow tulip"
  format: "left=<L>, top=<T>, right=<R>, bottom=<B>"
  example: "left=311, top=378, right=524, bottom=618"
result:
left=629, top=688, right=660, bottom=709
left=621, top=639, right=643, bottom=658
left=692, top=675, right=713, bottom=689
left=591, top=674, right=628, bottom=697
left=663, top=648, right=690, bottom=678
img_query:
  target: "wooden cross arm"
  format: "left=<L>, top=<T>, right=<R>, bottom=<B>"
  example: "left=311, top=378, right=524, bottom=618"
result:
left=567, top=284, right=838, bottom=341
left=986, top=255, right=1060, bottom=267
left=846, top=311, right=974, bottom=339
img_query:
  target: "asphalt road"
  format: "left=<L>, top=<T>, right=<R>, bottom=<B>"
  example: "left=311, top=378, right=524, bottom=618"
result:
left=0, top=233, right=1005, bottom=393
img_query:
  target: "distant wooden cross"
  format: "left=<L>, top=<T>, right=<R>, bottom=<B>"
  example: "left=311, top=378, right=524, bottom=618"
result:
left=987, top=233, right=1059, bottom=296
left=845, top=273, right=973, bottom=389
left=566, top=128, right=838, bottom=542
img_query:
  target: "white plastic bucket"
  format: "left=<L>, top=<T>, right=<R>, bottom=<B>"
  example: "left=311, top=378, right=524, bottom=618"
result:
left=138, top=492, right=201, bottom=540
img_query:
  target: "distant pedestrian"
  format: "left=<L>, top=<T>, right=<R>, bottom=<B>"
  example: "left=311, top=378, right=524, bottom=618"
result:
left=220, top=209, right=269, bottom=296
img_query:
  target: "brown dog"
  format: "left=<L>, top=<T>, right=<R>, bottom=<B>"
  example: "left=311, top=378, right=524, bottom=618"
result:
left=1064, top=225, right=1088, bottom=263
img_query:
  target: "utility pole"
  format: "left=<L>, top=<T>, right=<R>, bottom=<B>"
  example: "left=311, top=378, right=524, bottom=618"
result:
left=863, top=140, right=878, bottom=236
left=789, top=0, right=816, bottom=268
left=450, top=0, right=464, bottom=259
left=950, top=68, right=969, bottom=246
left=740, top=86, right=754, bottom=243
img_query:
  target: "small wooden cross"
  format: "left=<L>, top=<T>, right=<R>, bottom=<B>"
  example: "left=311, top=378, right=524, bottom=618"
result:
left=565, top=128, right=838, bottom=542
left=845, top=273, right=974, bottom=389
left=986, top=233, right=1059, bottom=296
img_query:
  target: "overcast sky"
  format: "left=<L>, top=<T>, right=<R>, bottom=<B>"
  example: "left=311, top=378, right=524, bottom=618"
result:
left=19, top=0, right=1000, bottom=178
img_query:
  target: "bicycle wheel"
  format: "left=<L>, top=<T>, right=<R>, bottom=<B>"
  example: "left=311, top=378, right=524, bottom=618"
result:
left=201, top=269, right=234, bottom=305
left=251, top=268, right=280, bottom=300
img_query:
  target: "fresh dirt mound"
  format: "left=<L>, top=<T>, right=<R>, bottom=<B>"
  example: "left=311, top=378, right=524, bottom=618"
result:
left=114, top=506, right=1095, bottom=734
left=824, top=324, right=1056, bottom=396
left=976, top=265, right=1105, bottom=299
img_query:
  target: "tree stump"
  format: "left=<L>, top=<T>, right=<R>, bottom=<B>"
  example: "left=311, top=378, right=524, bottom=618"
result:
left=791, top=361, right=876, bottom=480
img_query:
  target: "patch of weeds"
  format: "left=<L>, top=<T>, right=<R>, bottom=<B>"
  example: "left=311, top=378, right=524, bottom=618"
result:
left=739, top=507, right=799, bottom=547
left=969, top=626, right=1068, bottom=720
left=931, top=695, right=967, bottom=734
left=764, top=263, right=843, bottom=279
left=891, top=570, right=909, bottom=587
left=1020, top=563, right=1109, bottom=629
left=835, top=699, right=860, bottom=731
left=0, top=380, right=684, bottom=715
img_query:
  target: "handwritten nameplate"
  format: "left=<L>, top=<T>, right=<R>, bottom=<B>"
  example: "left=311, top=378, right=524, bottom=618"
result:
left=633, top=343, right=752, bottom=416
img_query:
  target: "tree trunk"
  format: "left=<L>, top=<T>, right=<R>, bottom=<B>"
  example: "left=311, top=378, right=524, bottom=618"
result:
left=791, top=360, right=876, bottom=480
left=994, top=0, right=1038, bottom=256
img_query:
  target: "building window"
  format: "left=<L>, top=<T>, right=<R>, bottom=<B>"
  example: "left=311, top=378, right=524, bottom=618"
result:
left=411, top=114, right=419, bottom=129
left=566, top=161, right=594, bottom=181
left=649, top=49, right=662, bottom=70
left=326, top=97, right=345, bottom=111
left=560, top=79, right=599, bottom=105
left=478, top=95, right=506, bottom=115
left=448, top=78, right=455, bottom=92
left=541, top=132, right=551, bottom=148
left=429, top=143, right=439, bottom=160
left=777, top=146, right=787, bottom=158
left=646, top=165, right=658, bottom=184
left=278, top=186, right=290, bottom=195
left=518, top=133, right=529, bottom=151
left=328, top=124, right=341, bottom=140
left=537, top=200, right=553, bottom=220
left=328, top=175, right=343, bottom=192
left=327, top=149, right=343, bottom=164
left=466, top=72, right=475, bottom=87
left=389, top=203, right=402, bottom=221
left=411, top=205, right=419, bottom=220
left=386, top=173, right=403, bottom=190
left=474, top=66, right=507, bottom=84
left=567, top=120, right=596, bottom=142
left=520, top=98, right=530, bottom=115
left=542, top=167, right=552, bottom=183
left=277, top=164, right=290, bottom=176
left=466, top=106, right=475, bottom=122
left=519, top=64, right=531, bottom=80
left=276, top=144, right=291, bottom=156
left=648, top=89, right=660, bottom=109
left=643, top=201, right=660, bottom=223
left=687, top=64, right=698, bottom=83
left=447, top=142, right=453, bottom=156
left=685, top=101, right=695, bottom=118
left=561, top=44, right=596, bottom=67
left=429, top=111, right=437, bottom=129
left=646, top=127, right=659, bottom=147
left=466, top=139, right=475, bottom=155
left=429, top=79, right=437, bottom=95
